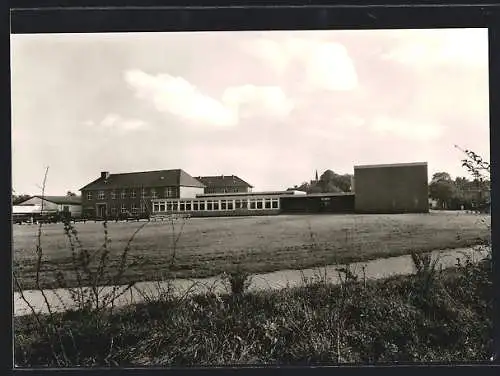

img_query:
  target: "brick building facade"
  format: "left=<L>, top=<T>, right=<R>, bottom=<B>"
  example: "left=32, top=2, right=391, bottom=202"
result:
left=80, top=169, right=205, bottom=218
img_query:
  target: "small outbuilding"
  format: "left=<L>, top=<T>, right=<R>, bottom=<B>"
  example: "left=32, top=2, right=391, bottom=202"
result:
left=14, top=195, right=82, bottom=218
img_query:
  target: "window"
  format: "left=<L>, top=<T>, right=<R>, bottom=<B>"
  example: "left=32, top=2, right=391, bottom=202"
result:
left=221, top=200, right=227, bottom=210
left=111, top=191, right=116, bottom=200
left=180, top=202, right=185, bottom=211
left=227, top=200, right=234, bottom=210
left=151, top=189, right=157, bottom=199
left=272, top=199, right=279, bottom=209
left=111, top=206, right=117, bottom=215
left=193, top=201, right=199, bottom=211
left=141, top=189, right=147, bottom=199
left=86, top=192, right=93, bottom=200
left=241, top=200, right=248, bottom=209
left=199, top=201, right=206, bottom=211
left=265, top=199, right=272, bottom=209
left=165, top=187, right=175, bottom=198
left=235, top=200, right=241, bottom=209
left=167, top=202, right=173, bottom=211
left=257, top=200, right=263, bottom=209
left=121, top=190, right=126, bottom=199
left=207, top=200, right=213, bottom=211
left=121, top=204, right=127, bottom=213
left=186, top=202, right=192, bottom=211
left=172, top=202, right=179, bottom=211
left=250, top=199, right=256, bottom=210
left=98, top=191, right=105, bottom=200
left=131, top=190, right=136, bottom=199
left=213, top=200, right=220, bottom=211
left=153, top=203, right=159, bottom=212
left=159, top=202, right=166, bottom=212
left=131, top=203, right=138, bottom=214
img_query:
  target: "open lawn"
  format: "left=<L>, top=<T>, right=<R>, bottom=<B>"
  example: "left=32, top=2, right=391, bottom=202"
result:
left=13, top=212, right=490, bottom=291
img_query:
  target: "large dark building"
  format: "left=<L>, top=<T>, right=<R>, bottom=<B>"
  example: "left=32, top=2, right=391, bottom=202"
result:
left=195, top=175, right=253, bottom=194
left=80, top=169, right=205, bottom=218
left=353, top=162, right=429, bottom=214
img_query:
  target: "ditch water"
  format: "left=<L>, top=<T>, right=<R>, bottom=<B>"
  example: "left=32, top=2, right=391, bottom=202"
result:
left=14, top=247, right=488, bottom=317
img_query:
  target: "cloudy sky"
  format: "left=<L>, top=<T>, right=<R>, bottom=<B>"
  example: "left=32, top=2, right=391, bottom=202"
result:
left=11, top=28, right=489, bottom=195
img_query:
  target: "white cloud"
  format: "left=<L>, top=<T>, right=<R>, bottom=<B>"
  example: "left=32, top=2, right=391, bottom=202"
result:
left=83, top=114, right=148, bottom=132
left=124, top=69, right=293, bottom=126
left=370, top=116, right=444, bottom=141
left=222, top=85, right=293, bottom=119
left=242, top=37, right=358, bottom=91
left=124, top=69, right=236, bottom=127
left=382, top=28, right=488, bottom=68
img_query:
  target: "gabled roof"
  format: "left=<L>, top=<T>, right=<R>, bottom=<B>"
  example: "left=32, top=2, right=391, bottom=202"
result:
left=195, top=175, right=253, bottom=188
left=30, top=196, right=82, bottom=205
left=80, top=169, right=205, bottom=191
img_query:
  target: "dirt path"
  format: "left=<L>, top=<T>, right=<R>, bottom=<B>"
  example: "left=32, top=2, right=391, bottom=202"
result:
left=14, top=246, right=489, bottom=316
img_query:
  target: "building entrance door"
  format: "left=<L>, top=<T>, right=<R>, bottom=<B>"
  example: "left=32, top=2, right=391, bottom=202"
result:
left=96, top=204, right=107, bottom=218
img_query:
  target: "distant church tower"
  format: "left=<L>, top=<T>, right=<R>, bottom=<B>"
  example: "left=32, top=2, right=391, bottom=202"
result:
left=311, top=170, right=319, bottom=185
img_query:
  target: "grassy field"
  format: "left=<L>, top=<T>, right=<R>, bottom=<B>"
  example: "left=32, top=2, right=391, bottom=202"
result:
left=13, top=212, right=490, bottom=291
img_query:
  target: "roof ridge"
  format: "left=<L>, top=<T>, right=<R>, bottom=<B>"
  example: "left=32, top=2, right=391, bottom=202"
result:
left=107, top=168, right=182, bottom=176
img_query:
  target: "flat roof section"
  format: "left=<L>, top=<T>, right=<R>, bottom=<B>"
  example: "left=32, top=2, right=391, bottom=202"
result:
left=354, top=162, right=428, bottom=170
left=196, top=190, right=306, bottom=198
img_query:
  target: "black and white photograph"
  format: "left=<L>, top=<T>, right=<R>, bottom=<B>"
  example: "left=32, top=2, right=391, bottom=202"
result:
left=11, top=27, right=492, bottom=366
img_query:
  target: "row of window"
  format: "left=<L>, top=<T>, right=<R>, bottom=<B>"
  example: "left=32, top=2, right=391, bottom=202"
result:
left=86, top=187, right=177, bottom=201
left=152, top=198, right=280, bottom=213
left=107, top=203, right=147, bottom=214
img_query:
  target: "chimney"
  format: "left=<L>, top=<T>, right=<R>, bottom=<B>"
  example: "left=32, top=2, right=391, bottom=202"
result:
left=101, top=171, right=110, bottom=180
left=222, top=174, right=224, bottom=179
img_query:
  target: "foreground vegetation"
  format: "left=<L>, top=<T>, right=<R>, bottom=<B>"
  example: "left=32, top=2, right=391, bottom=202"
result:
left=15, top=248, right=492, bottom=366
left=13, top=212, right=490, bottom=291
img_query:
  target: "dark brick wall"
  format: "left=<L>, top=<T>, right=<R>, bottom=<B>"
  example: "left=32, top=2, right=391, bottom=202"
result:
left=281, top=195, right=355, bottom=214
left=354, top=164, right=429, bottom=214
left=81, top=186, right=179, bottom=217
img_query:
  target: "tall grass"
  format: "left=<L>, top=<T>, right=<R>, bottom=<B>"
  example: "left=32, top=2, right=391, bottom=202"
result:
left=14, top=246, right=493, bottom=366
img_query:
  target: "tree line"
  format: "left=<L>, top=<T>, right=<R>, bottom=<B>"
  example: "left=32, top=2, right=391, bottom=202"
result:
left=429, top=172, right=490, bottom=210
left=288, top=170, right=353, bottom=194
